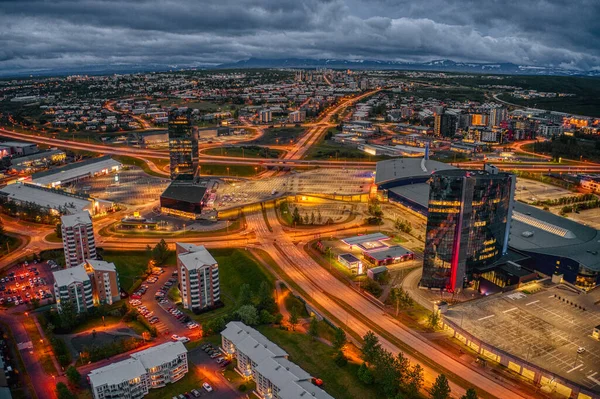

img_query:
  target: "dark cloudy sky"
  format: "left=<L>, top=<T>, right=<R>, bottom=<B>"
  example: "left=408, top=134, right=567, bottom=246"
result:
left=1, top=0, right=599, bottom=72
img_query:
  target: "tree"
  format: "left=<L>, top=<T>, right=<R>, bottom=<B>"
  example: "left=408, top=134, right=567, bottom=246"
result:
left=238, top=283, right=252, bottom=306
left=66, top=365, right=81, bottom=387
left=292, top=207, right=301, bottom=225
left=427, top=311, right=441, bottom=330
left=289, top=306, right=299, bottom=330
left=461, top=388, right=478, bottom=399
left=430, top=374, right=451, bottom=399
left=308, top=317, right=319, bottom=340
left=54, top=222, right=62, bottom=239
left=362, top=331, right=381, bottom=364
left=407, top=364, right=424, bottom=397
left=357, top=362, right=374, bottom=385
left=55, top=382, right=76, bottom=399
left=259, top=309, right=275, bottom=324
left=374, top=349, right=400, bottom=397
left=151, top=239, right=170, bottom=266
left=332, top=327, right=347, bottom=352
left=237, top=305, right=259, bottom=326
left=205, top=316, right=226, bottom=335
left=334, top=350, right=348, bottom=367
left=394, top=351, right=410, bottom=387
left=310, top=211, right=315, bottom=225
left=256, top=281, right=276, bottom=313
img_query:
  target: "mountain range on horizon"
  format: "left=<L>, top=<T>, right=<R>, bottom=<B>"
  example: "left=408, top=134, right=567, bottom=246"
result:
left=2, top=57, right=600, bottom=78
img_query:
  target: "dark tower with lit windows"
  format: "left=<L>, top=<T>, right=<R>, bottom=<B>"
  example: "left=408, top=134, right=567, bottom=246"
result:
left=168, top=108, right=198, bottom=180
left=420, top=165, right=515, bottom=292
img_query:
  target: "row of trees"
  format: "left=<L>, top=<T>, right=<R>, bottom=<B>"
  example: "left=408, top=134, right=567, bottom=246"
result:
left=533, top=192, right=596, bottom=206
left=361, top=331, right=478, bottom=399
left=395, top=218, right=413, bottom=234
left=561, top=199, right=600, bottom=215
left=366, top=199, right=384, bottom=225
left=0, top=197, right=63, bottom=225
left=291, top=206, right=329, bottom=225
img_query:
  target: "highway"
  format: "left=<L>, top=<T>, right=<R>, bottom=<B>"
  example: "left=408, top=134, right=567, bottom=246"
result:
left=244, top=208, right=531, bottom=399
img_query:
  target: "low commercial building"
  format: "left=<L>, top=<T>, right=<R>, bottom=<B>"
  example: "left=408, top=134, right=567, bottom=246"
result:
left=363, top=245, right=414, bottom=266
left=0, top=141, right=38, bottom=156
left=89, top=341, right=188, bottom=399
left=367, top=265, right=388, bottom=280
left=177, top=243, right=220, bottom=311
left=160, top=178, right=209, bottom=220
left=337, top=253, right=363, bottom=274
left=221, top=322, right=333, bottom=399
left=30, top=155, right=122, bottom=188
left=9, top=149, right=66, bottom=173
left=0, top=183, right=112, bottom=215
left=341, top=232, right=390, bottom=251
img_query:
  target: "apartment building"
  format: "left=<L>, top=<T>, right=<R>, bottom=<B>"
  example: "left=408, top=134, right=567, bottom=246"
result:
left=176, top=243, right=220, bottom=311
left=89, top=341, right=188, bottom=399
left=61, top=211, right=97, bottom=268
left=53, top=259, right=120, bottom=312
left=82, top=259, right=121, bottom=305
left=53, top=266, right=94, bottom=313
left=221, top=322, right=333, bottom=399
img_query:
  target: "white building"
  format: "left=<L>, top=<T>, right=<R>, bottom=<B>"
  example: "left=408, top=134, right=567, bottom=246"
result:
left=259, top=109, right=272, bottom=124
left=176, top=243, right=220, bottom=311
left=89, top=341, right=188, bottom=399
left=62, top=211, right=97, bottom=268
left=221, top=322, right=333, bottom=399
left=53, top=266, right=94, bottom=313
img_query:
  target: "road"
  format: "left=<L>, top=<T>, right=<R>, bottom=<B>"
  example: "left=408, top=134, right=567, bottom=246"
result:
left=246, top=208, right=530, bottom=399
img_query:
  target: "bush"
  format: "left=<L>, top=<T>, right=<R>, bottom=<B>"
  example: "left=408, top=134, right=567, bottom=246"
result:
left=239, top=384, right=247, bottom=392
left=334, top=350, right=348, bottom=367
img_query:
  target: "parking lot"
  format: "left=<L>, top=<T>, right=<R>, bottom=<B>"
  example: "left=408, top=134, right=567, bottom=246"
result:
left=444, top=283, right=600, bottom=393
left=72, top=167, right=170, bottom=205
left=216, top=169, right=373, bottom=211
left=0, top=260, right=55, bottom=308
left=514, top=178, right=574, bottom=203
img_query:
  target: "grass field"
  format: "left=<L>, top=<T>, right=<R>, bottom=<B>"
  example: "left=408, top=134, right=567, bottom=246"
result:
left=304, top=139, right=389, bottom=161
left=101, top=250, right=176, bottom=293
left=250, top=126, right=305, bottom=145
left=199, top=163, right=263, bottom=177
left=256, top=326, right=379, bottom=399
left=187, top=248, right=276, bottom=323
left=112, top=155, right=169, bottom=178
left=145, top=367, right=207, bottom=399
left=283, top=293, right=309, bottom=318
left=22, top=318, right=57, bottom=376
left=0, top=234, right=24, bottom=257
left=204, top=145, right=284, bottom=159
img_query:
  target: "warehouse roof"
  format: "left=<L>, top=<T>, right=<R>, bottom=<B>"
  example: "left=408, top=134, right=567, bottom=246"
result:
left=160, top=181, right=208, bottom=204
left=31, top=156, right=121, bottom=186
left=0, top=183, right=91, bottom=214
left=365, top=245, right=413, bottom=260
left=375, top=158, right=454, bottom=185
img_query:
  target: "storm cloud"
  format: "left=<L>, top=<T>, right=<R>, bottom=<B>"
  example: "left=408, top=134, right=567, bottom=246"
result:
left=0, top=0, right=599, bottom=72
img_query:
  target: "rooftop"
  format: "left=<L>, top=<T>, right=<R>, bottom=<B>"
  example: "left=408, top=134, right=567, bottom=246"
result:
left=375, top=158, right=453, bottom=185
left=130, top=341, right=187, bottom=370
left=31, top=155, right=121, bottom=186
left=160, top=180, right=208, bottom=204
left=341, top=232, right=389, bottom=246
left=53, top=265, right=90, bottom=288
left=365, top=245, right=413, bottom=260
left=84, top=259, right=116, bottom=273
left=222, top=321, right=287, bottom=358
left=0, top=183, right=92, bottom=214
left=88, top=357, right=148, bottom=388
left=61, top=211, right=92, bottom=228
left=178, top=244, right=218, bottom=271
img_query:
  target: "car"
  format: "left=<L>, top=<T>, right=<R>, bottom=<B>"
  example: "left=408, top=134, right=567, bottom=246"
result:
left=178, top=395, right=186, bottom=399
left=177, top=337, right=190, bottom=343
left=220, top=360, right=231, bottom=368
left=210, top=352, right=221, bottom=358
left=577, top=347, right=586, bottom=354
left=202, top=382, right=213, bottom=392
left=171, top=334, right=180, bottom=341
left=216, top=357, right=225, bottom=364
left=191, top=389, right=201, bottom=398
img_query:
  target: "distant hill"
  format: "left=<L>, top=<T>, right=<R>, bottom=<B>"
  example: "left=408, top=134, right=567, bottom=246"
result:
left=216, top=57, right=600, bottom=77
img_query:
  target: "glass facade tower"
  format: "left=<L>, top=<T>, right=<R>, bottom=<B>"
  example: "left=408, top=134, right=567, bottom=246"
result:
left=421, top=167, right=515, bottom=292
left=168, top=109, right=198, bottom=180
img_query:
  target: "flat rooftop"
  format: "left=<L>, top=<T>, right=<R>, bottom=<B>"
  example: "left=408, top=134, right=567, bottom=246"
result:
left=375, top=158, right=454, bottom=185
left=365, top=245, right=413, bottom=260
left=31, top=155, right=121, bottom=186
left=0, top=183, right=92, bottom=214
left=341, top=232, right=390, bottom=246
left=444, top=283, right=600, bottom=394
left=160, top=180, right=208, bottom=204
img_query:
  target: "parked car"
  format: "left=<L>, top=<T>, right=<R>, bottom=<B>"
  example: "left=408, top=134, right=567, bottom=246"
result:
left=202, top=382, right=213, bottom=392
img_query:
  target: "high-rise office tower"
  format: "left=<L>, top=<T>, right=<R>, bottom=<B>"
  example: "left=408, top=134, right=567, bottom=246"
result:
left=434, top=112, right=457, bottom=138
left=169, top=109, right=198, bottom=180
left=421, top=166, right=515, bottom=292
left=61, top=211, right=96, bottom=268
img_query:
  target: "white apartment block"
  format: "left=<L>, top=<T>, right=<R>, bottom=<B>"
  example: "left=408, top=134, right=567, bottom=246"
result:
left=176, top=243, right=220, bottom=311
left=53, top=266, right=94, bottom=313
left=259, top=109, right=272, bottom=124
left=53, top=259, right=120, bottom=312
left=221, top=322, right=333, bottom=399
left=61, top=211, right=96, bottom=268
left=89, top=341, right=188, bottom=399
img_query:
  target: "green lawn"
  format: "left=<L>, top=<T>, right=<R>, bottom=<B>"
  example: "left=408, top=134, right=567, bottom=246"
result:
left=112, top=155, right=169, bottom=178
left=22, top=318, right=57, bottom=376
left=250, top=126, right=305, bottom=145
left=204, top=145, right=284, bottom=159
left=0, top=234, right=23, bottom=257
left=199, top=163, right=264, bottom=177
left=145, top=368, right=207, bottom=399
left=187, top=248, right=276, bottom=323
left=256, top=326, right=378, bottom=399
left=304, top=139, right=389, bottom=162
left=284, top=294, right=309, bottom=318
left=101, top=250, right=176, bottom=294
left=44, top=232, right=63, bottom=243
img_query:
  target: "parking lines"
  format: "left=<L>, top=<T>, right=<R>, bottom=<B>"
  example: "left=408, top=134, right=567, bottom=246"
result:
left=526, top=300, right=539, bottom=306
left=503, top=307, right=517, bottom=313
left=567, top=364, right=583, bottom=373
left=477, top=315, right=495, bottom=321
